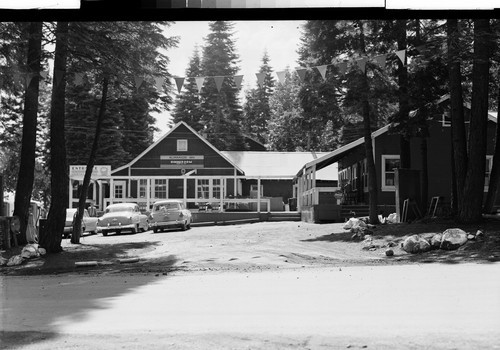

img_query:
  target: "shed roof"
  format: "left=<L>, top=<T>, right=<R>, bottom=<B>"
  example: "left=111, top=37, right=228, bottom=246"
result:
left=221, top=151, right=337, bottom=180
left=296, top=96, right=498, bottom=178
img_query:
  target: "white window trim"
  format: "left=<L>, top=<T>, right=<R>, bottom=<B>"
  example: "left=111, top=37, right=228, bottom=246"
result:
left=177, top=139, right=188, bottom=152
left=381, top=155, right=400, bottom=192
left=138, top=179, right=147, bottom=198
left=113, top=180, right=126, bottom=199
left=154, top=178, right=168, bottom=199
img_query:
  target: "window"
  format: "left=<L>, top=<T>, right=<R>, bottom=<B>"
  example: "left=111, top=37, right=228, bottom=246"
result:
left=197, top=179, right=209, bottom=199
left=351, top=163, right=358, bottom=190
left=197, top=179, right=224, bottom=199
left=213, top=179, right=221, bottom=199
left=381, top=155, right=401, bottom=191
left=177, top=139, right=188, bottom=151
left=361, top=158, right=368, bottom=191
left=154, top=179, right=167, bottom=199
left=250, top=184, right=263, bottom=197
left=139, top=179, right=147, bottom=198
left=485, top=155, right=493, bottom=191
left=114, top=181, right=126, bottom=198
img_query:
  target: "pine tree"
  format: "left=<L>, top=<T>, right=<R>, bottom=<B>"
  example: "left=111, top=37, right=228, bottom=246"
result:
left=199, top=21, right=246, bottom=150
left=267, top=69, right=306, bottom=151
left=242, top=51, right=275, bottom=145
left=172, top=46, right=205, bottom=132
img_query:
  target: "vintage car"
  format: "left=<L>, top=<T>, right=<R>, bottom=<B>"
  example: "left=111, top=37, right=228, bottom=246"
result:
left=149, top=199, right=192, bottom=233
left=97, top=203, right=149, bottom=236
left=63, top=208, right=99, bottom=238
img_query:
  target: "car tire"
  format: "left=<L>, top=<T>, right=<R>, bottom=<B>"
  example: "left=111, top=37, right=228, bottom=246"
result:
left=153, top=228, right=158, bottom=233
left=180, top=221, right=187, bottom=231
left=102, top=230, right=108, bottom=237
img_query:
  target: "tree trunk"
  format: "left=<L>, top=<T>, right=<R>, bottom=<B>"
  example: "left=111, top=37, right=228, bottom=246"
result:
left=396, top=19, right=411, bottom=169
left=13, top=22, right=43, bottom=245
left=40, top=22, right=69, bottom=253
left=459, top=19, right=491, bottom=223
left=483, top=87, right=500, bottom=213
left=357, top=20, right=378, bottom=224
left=72, top=76, right=109, bottom=244
left=447, top=19, right=468, bottom=212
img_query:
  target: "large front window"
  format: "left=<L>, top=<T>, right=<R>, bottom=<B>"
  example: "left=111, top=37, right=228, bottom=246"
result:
left=197, top=179, right=223, bottom=199
left=154, top=179, right=167, bottom=199
left=381, top=155, right=401, bottom=191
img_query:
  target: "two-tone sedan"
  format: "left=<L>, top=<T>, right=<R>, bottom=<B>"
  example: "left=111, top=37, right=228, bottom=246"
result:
left=149, top=199, right=192, bottom=233
left=97, top=203, right=149, bottom=236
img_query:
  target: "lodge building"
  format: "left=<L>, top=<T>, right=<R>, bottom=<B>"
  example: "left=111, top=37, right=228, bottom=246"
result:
left=69, top=121, right=337, bottom=222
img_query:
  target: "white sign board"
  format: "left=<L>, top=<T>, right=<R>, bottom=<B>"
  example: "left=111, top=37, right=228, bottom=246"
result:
left=69, top=165, right=111, bottom=181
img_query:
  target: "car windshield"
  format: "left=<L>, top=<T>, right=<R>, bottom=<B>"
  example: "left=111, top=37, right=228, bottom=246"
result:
left=154, top=202, right=179, bottom=211
left=105, top=204, right=134, bottom=213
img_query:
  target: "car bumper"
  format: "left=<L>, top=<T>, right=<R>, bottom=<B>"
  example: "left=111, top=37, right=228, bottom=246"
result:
left=151, top=220, right=184, bottom=228
left=98, top=224, right=136, bottom=231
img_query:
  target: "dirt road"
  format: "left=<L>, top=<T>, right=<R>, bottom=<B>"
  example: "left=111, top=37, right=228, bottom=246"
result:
left=2, top=221, right=500, bottom=349
left=2, top=263, right=500, bottom=349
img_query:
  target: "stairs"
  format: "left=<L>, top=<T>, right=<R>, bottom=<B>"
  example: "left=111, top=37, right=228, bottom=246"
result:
left=340, top=205, right=370, bottom=220
left=268, top=211, right=301, bottom=222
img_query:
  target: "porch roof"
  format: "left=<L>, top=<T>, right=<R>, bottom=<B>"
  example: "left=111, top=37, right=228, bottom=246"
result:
left=222, top=151, right=337, bottom=180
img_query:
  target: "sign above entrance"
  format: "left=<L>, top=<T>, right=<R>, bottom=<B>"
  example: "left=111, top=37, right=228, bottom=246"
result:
left=69, top=165, right=111, bottom=180
left=160, top=155, right=204, bottom=169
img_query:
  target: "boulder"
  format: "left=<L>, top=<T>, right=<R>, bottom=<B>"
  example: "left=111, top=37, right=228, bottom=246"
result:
left=402, top=234, right=432, bottom=254
left=385, top=249, right=394, bottom=257
left=7, top=255, right=24, bottom=266
left=440, top=228, right=468, bottom=250
left=430, top=233, right=443, bottom=249
left=467, top=234, right=475, bottom=240
left=343, top=218, right=366, bottom=230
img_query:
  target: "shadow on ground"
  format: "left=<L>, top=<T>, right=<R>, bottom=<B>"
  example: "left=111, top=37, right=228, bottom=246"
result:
left=1, top=240, right=181, bottom=276
left=302, top=218, right=500, bottom=265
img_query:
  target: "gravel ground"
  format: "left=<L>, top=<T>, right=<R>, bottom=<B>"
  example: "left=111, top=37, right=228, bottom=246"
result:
left=2, top=217, right=500, bottom=276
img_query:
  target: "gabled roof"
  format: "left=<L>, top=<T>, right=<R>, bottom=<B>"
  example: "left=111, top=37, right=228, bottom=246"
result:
left=112, top=121, right=244, bottom=174
left=222, top=151, right=337, bottom=180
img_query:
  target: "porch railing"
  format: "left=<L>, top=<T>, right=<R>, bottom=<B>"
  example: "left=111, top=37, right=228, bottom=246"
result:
left=301, top=187, right=339, bottom=207
left=103, top=197, right=272, bottom=213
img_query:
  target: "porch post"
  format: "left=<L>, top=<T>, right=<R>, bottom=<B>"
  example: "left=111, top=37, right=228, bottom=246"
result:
left=220, top=177, right=224, bottom=212
left=233, top=169, right=237, bottom=196
left=257, top=177, right=261, bottom=212
left=146, top=178, right=151, bottom=210
left=183, top=176, right=187, bottom=208
left=110, top=178, right=114, bottom=206
left=69, top=179, right=73, bottom=208
left=313, top=164, right=318, bottom=205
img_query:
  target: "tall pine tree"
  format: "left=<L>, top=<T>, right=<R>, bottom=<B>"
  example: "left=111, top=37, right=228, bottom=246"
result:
left=242, top=51, right=275, bottom=145
left=199, top=21, right=246, bottom=151
left=172, top=46, right=205, bottom=132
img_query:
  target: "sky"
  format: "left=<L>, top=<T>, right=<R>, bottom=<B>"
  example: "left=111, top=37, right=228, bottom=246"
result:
left=153, top=20, right=305, bottom=139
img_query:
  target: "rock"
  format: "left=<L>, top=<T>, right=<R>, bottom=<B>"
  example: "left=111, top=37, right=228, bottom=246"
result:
left=387, top=241, right=397, bottom=247
left=38, top=248, right=46, bottom=256
left=440, top=228, right=468, bottom=250
left=385, top=249, right=394, bottom=256
left=7, top=255, right=24, bottom=266
left=0, top=256, right=8, bottom=266
left=430, top=233, right=443, bottom=249
left=402, top=234, right=431, bottom=254
left=343, top=218, right=366, bottom=230
left=467, top=234, right=475, bottom=240
left=475, top=230, right=485, bottom=240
